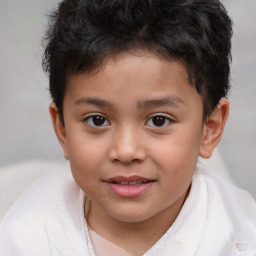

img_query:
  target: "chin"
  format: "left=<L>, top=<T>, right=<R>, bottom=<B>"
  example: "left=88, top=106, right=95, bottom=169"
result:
left=108, top=208, right=155, bottom=223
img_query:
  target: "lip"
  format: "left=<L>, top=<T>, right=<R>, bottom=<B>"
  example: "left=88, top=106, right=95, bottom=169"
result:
left=104, top=176, right=155, bottom=198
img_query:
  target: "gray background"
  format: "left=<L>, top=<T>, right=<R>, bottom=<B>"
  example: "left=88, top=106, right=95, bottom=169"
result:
left=0, top=0, right=255, bottom=198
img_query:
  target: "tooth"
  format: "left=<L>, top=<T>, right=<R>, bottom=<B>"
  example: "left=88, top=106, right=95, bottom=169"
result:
left=129, top=181, right=137, bottom=185
left=120, top=181, right=128, bottom=185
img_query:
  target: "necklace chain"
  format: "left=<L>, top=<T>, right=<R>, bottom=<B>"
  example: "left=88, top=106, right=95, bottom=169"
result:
left=84, top=220, right=97, bottom=256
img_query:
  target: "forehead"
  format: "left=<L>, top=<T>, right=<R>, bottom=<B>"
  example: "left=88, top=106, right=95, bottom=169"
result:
left=65, top=50, right=202, bottom=111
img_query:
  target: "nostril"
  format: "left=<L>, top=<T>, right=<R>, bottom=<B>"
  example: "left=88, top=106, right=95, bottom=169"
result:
left=109, top=147, right=147, bottom=164
left=113, top=157, right=145, bottom=165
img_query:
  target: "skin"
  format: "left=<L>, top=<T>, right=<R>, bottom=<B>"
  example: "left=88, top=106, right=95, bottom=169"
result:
left=50, top=50, right=229, bottom=255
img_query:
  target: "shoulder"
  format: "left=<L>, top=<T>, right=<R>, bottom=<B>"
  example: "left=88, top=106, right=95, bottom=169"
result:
left=196, top=161, right=256, bottom=223
left=0, top=162, right=87, bottom=255
left=195, top=161, right=256, bottom=255
left=1, top=162, right=78, bottom=219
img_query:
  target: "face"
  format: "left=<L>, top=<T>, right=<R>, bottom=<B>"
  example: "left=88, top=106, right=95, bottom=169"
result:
left=52, top=51, right=209, bottom=224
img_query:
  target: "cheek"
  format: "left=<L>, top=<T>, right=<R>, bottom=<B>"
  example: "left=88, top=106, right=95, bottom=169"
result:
left=68, top=129, right=104, bottom=156
left=67, top=136, right=106, bottom=178
left=153, top=137, right=199, bottom=165
left=151, top=130, right=201, bottom=178
left=68, top=141, right=104, bottom=197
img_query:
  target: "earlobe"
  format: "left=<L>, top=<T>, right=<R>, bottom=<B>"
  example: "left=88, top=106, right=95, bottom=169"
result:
left=199, top=98, right=229, bottom=159
left=49, top=103, right=70, bottom=160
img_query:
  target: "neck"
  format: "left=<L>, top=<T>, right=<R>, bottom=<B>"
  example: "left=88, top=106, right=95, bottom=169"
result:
left=86, top=187, right=189, bottom=255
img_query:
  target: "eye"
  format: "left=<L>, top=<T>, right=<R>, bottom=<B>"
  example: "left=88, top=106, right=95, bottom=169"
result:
left=146, top=115, right=172, bottom=127
left=85, top=115, right=110, bottom=127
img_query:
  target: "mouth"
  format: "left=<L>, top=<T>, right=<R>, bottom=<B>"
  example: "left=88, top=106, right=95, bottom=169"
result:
left=104, top=176, right=155, bottom=197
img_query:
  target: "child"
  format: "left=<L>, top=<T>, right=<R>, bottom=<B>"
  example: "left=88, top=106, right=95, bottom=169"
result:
left=1, top=0, right=256, bottom=255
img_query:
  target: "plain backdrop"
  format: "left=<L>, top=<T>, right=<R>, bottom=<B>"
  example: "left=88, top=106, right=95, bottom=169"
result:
left=0, top=0, right=255, bottom=198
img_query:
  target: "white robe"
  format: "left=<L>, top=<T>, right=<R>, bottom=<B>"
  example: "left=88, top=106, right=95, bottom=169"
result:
left=0, top=162, right=255, bottom=256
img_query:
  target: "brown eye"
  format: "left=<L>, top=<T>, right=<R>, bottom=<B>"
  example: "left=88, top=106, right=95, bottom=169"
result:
left=146, top=115, right=172, bottom=127
left=86, top=115, right=110, bottom=127
left=152, top=116, right=166, bottom=126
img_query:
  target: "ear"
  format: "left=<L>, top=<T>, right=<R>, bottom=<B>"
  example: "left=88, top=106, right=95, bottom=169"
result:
left=49, top=103, right=69, bottom=160
left=199, top=98, right=229, bottom=159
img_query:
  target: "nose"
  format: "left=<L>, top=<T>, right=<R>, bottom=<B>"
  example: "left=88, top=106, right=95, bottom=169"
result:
left=108, top=126, right=147, bottom=164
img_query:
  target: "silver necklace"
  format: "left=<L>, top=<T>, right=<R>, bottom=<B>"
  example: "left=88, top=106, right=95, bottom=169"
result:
left=84, top=219, right=97, bottom=256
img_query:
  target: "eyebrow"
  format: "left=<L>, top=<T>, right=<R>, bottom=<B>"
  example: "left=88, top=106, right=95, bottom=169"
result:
left=74, top=97, right=112, bottom=107
left=74, top=96, right=184, bottom=109
left=137, top=96, right=185, bottom=109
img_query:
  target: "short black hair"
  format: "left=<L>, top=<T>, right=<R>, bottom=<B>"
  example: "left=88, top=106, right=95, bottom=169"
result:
left=43, top=0, right=233, bottom=124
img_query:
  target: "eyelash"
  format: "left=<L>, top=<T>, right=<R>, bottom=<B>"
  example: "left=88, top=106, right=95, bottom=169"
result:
left=145, top=114, right=173, bottom=128
left=83, top=114, right=173, bottom=128
left=84, top=114, right=110, bottom=128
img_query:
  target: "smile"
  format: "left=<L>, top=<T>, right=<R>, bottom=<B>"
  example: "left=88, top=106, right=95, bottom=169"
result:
left=113, top=180, right=149, bottom=186
left=104, top=176, right=155, bottom=197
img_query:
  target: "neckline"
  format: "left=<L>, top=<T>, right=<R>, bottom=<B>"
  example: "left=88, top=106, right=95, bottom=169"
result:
left=82, top=194, right=190, bottom=256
